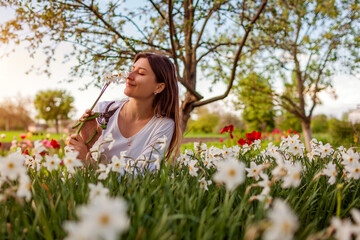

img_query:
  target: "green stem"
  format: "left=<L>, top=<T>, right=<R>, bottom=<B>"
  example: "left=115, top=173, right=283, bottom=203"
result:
left=336, top=183, right=343, bottom=217
left=73, top=82, right=110, bottom=137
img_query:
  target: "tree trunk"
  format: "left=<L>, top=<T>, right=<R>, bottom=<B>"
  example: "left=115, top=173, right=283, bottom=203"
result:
left=180, top=92, right=196, bottom=134
left=5, top=119, right=9, bottom=131
left=55, top=119, right=59, bottom=134
left=301, top=118, right=312, bottom=152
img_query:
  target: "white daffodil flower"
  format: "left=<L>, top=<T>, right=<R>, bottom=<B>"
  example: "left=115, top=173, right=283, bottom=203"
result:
left=64, top=196, right=129, bottom=240
left=0, top=152, right=26, bottom=181
left=330, top=217, right=354, bottom=240
left=245, top=161, right=264, bottom=180
left=63, top=151, right=83, bottom=174
left=319, top=143, right=334, bottom=158
left=188, top=160, right=199, bottom=177
left=110, top=155, right=127, bottom=173
left=342, top=148, right=360, bottom=166
left=345, top=161, right=360, bottom=180
left=263, top=199, right=298, bottom=240
left=199, top=177, right=212, bottom=191
left=97, top=163, right=111, bottom=180
left=213, top=158, right=246, bottom=191
left=322, top=162, right=337, bottom=185
left=88, top=182, right=109, bottom=202
left=282, top=161, right=302, bottom=188
left=44, top=154, right=61, bottom=172
left=16, top=175, right=32, bottom=201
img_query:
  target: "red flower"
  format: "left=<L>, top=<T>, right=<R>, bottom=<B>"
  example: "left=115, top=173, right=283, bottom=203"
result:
left=220, top=125, right=234, bottom=134
left=245, top=131, right=262, bottom=144
left=24, top=149, right=29, bottom=155
left=287, top=129, right=292, bottom=134
left=219, top=138, right=223, bottom=142
left=229, top=133, right=234, bottom=139
left=293, top=131, right=297, bottom=135
left=0, top=142, right=2, bottom=148
left=20, top=134, right=26, bottom=139
left=237, top=138, right=246, bottom=145
left=50, top=139, right=60, bottom=149
left=229, top=124, right=234, bottom=132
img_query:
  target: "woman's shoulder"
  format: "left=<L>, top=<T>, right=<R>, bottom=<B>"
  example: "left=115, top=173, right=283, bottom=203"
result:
left=96, top=98, right=129, bottom=112
left=153, top=116, right=175, bottom=128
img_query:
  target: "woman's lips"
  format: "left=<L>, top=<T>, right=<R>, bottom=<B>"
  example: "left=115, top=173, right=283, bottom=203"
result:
left=126, top=81, right=136, bottom=86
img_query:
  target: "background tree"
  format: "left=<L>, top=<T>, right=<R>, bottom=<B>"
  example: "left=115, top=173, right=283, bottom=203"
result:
left=0, top=0, right=267, bottom=133
left=311, top=114, right=328, bottom=133
left=238, top=0, right=360, bottom=150
left=275, top=110, right=302, bottom=133
left=186, top=106, right=220, bottom=134
left=34, top=90, right=74, bottom=134
left=233, top=72, right=275, bottom=132
left=0, top=95, right=34, bottom=131
left=186, top=103, right=245, bottom=134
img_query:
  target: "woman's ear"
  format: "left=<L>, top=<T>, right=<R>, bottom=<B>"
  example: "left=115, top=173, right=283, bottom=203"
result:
left=154, top=83, right=166, bottom=94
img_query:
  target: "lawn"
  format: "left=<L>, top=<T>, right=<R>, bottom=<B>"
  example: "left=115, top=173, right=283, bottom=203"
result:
left=0, top=131, right=69, bottom=142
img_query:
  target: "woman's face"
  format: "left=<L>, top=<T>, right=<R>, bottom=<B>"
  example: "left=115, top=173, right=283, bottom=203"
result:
left=124, top=57, right=164, bottom=99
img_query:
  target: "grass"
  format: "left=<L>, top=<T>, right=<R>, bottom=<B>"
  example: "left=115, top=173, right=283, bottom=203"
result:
left=0, top=131, right=68, bottom=142
left=183, top=132, right=223, bottom=138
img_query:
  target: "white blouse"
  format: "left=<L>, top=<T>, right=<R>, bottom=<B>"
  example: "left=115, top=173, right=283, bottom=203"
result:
left=93, top=99, right=174, bottom=166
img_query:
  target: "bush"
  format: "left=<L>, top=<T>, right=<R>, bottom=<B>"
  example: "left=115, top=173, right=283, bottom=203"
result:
left=187, top=114, right=219, bottom=133
left=311, top=114, right=328, bottom=133
left=328, top=118, right=360, bottom=147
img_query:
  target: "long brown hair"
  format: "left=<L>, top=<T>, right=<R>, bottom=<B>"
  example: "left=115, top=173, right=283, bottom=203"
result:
left=134, top=52, right=182, bottom=159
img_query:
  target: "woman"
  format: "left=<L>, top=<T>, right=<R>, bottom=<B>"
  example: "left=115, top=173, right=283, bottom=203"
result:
left=69, top=53, right=182, bottom=169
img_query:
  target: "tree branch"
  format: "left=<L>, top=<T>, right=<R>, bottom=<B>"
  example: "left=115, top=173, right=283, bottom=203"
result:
left=75, top=0, right=137, bottom=53
left=193, top=0, right=268, bottom=108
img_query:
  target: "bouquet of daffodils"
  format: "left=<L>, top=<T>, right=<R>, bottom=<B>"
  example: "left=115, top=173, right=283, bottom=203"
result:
left=72, top=71, right=128, bottom=144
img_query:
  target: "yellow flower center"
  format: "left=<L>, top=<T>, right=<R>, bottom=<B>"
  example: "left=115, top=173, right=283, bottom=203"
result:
left=355, top=168, right=359, bottom=173
left=350, top=157, right=353, bottom=162
left=282, top=222, right=291, bottom=232
left=8, top=162, right=14, bottom=169
left=99, top=214, right=110, bottom=225
left=51, top=161, right=55, bottom=165
left=228, top=169, right=236, bottom=176
left=293, top=173, right=301, bottom=180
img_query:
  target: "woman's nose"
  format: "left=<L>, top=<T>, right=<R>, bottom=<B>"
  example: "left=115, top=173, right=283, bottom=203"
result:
left=127, top=71, right=135, bottom=79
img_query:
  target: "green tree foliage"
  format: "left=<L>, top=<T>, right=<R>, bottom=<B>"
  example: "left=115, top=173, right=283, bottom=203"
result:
left=187, top=106, right=219, bottom=133
left=328, top=118, right=360, bottom=147
left=234, top=72, right=275, bottom=132
left=311, top=114, right=328, bottom=133
left=187, top=104, right=244, bottom=134
left=34, top=90, right=74, bottom=134
left=0, top=0, right=267, bottom=132
left=240, top=0, right=360, bottom=150
left=275, top=110, right=302, bottom=133
left=0, top=95, right=33, bottom=131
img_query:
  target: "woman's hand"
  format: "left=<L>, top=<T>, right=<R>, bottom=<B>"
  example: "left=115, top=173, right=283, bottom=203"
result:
left=78, top=109, right=102, bottom=147
left=68, top=134, right=90, bottom=163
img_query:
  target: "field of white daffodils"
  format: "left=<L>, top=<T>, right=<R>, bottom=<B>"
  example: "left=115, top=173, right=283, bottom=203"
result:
left=1, top=133, right=360, bottom=240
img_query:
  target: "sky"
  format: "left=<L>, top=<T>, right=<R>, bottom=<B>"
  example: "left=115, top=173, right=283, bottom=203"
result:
left=0, top=5, right=359, bottom=121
